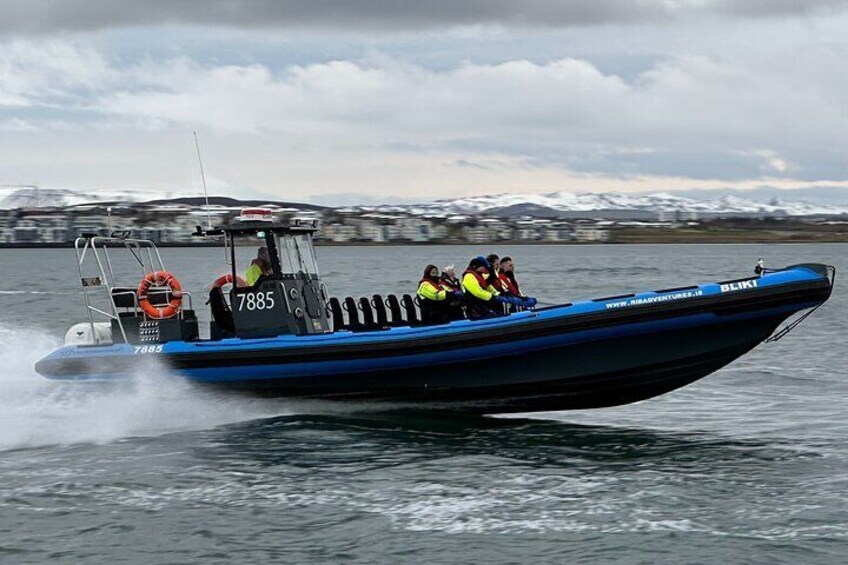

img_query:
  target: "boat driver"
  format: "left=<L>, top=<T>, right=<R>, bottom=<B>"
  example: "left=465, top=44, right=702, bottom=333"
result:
left=246, top=246, right=273, bottom=286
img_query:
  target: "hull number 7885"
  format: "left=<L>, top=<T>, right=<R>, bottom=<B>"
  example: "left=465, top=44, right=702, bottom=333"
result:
left=134, top=345, right=163, bottom=354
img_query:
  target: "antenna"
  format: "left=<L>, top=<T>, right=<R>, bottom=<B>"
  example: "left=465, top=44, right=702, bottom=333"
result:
left=193, top=131, right=212, bottom=230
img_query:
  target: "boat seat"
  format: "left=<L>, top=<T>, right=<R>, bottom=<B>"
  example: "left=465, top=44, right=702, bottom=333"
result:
left=343, top=296, right=364, bottom=331
left=328, top=297, right=347, bottom=331
left=401, top=294, right=420, bottom=326
left=385, top=294, right=408, bottom=327
left=358, top=297, right=381, bottom=330
left=111, top=287, right=138, bottom=309
left=208, top=287, right=235, bottom=335
left=371, top=294, right=390, bottom=327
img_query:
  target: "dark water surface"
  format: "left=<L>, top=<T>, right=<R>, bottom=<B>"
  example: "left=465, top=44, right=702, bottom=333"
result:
left=0, top=244, right=845, bottom=564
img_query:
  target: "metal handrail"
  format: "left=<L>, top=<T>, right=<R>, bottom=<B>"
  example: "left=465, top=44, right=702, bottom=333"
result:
left=280, top=285, right=292, bottom=314
left=74, top=235, right=176, bottom=345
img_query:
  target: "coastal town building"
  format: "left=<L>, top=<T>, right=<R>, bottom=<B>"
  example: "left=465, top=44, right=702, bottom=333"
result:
left=460, top=225, right=493, bottom=243
left=574, top=221, right=611, bottom=242
left=1, top=196, right=841, bottom=246
left=318, top=223, right=358, bottom=243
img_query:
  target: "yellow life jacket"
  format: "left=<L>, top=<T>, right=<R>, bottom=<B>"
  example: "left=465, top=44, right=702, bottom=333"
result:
left=417, top=279, right=447, bottom=301
left=246, top=263, right=263, bottom=286
left=462, top=270, right=498, bottom=301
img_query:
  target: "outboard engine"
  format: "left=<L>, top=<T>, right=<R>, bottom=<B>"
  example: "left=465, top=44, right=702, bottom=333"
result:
left=64, top=322, right=113, bottom=346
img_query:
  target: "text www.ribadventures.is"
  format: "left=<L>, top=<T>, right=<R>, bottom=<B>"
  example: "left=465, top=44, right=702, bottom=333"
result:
left=605, top=290, right=703, bottom=309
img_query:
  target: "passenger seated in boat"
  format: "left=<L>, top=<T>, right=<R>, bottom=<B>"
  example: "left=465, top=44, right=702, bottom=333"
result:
left=462, top=257, right=522, bottom=320
left=497, top=256, right=519, bottom=295
left=498, top=256, right=537, bottom=310
left=418, top=264, right=463, bottom=325
left=486, top=254, right=503, bottom=290
left=440, top=265, right=461, bottom=293
left=246, top=246, right=273, bottom=286
left=440, top=265, right=466, bottom=321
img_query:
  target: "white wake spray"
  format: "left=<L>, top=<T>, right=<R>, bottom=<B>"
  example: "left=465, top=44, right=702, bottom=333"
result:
left=0, top=325, right=295, bottom=451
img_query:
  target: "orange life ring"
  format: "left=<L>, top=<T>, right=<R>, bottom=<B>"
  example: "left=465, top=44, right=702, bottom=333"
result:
left=211, top=273, right=247, bottom=289
left=137, top=271, right=183, bottom=319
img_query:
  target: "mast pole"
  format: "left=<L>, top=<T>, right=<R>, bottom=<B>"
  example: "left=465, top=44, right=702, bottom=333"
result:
left=193, top=131, right=212, bottom=230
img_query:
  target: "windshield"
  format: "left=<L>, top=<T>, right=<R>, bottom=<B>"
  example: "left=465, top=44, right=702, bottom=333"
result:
left=276, top=233, right=318, bottom=276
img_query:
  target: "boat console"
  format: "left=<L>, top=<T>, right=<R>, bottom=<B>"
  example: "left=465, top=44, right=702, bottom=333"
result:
left=206, top=211, right=332, bottom=339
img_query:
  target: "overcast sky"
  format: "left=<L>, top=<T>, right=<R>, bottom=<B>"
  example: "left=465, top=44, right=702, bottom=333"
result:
left=1, top=0, right=847, bottom=204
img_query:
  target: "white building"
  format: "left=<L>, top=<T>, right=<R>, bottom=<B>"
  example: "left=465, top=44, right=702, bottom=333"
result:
left=0, top=212, right=15, bottom=229
left=574, top=223, right=610, bottom=242
left=320, top=223, right=357, bottom=243
left=134, top=227, right=162, bottom=242
left=344, top=219, right=386, bottom=242
left=357, top=221, right=385, bottom=242
left=461, top=225, right=492, bottom=243
left=72, top=214, right=108, bottom=238
left=516, top=228, right=541, bottom=241
left=543, top=228, right=567, bottom=241
left=383, top=224, right=403, bottom=241
left=38, top=226, right=68, bottom=243
left=12, top=224, right=40, bottom=242
left=541, top=222, right=574, bottom=242
left=158, top=226, right=187, bottom=243
left=397, top=218, right=434, bottom=242
left=430, top=224, right=449, bottom=240
left=22, top=215, right=69, bottom=243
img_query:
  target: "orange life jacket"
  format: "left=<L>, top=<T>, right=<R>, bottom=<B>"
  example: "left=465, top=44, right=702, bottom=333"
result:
left=498, top=271, right=520, bottom=295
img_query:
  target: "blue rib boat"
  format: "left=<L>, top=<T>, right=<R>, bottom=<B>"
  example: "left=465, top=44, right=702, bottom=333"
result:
left=35, top=211, right=835, bottom=414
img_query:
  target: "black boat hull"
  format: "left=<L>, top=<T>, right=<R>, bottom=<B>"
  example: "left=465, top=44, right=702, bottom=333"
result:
left=208, top=308, right=786, bottom=413
left=36, top=263, right=834, bottom=414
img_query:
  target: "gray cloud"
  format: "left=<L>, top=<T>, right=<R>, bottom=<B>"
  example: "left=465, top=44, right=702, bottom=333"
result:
left=5, top=35, right=847, bottom=183
left=2, top=0, right=847, bottom=34
left=712, top=0, right=848, bottom=18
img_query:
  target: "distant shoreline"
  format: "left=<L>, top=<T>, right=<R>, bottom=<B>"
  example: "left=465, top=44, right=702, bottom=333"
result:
left=1, top=235, right=846, bottom=249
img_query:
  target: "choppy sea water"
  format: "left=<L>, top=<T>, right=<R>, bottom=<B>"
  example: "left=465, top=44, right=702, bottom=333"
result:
left=0, top=243, right=845, bottom=564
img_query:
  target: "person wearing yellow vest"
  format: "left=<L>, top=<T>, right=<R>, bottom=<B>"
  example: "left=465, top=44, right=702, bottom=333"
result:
left=461, top=257, right=500, bottom=320
left=462, top=256, right=526, bottom=320
left=246, top=247, right=273, bottom=286
left=418, top=264, right=463, bottom=324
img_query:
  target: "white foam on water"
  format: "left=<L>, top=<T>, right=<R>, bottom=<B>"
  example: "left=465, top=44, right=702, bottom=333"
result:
left=0, top=325, right=298, bottom=451
left=0, top=290, right=58, bottom=295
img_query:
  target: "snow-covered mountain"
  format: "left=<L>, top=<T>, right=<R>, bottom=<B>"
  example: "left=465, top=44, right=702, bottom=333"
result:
left=3, top=185, right=846, bottom=217
left=0, top=187, right=169, bottom=209
left=368, top=191, right=848, bottom=217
